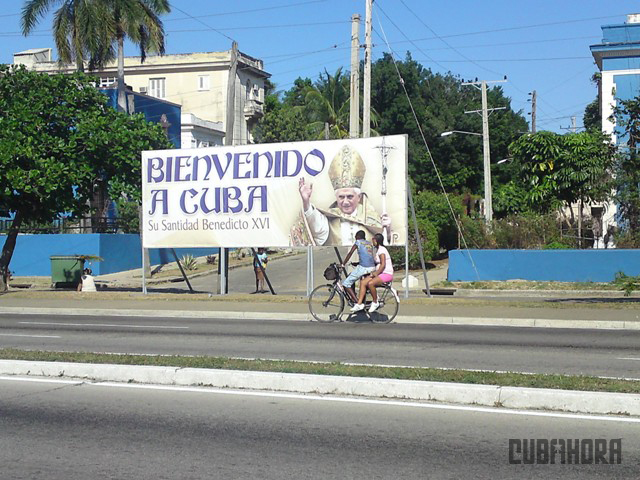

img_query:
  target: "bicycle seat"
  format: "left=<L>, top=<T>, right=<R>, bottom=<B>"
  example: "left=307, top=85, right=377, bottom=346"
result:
left=380, top=282, right=392, bottom=287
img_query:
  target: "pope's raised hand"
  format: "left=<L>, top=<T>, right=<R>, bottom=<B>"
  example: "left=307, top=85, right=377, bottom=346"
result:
left=298, top=177, right=313, bottom=211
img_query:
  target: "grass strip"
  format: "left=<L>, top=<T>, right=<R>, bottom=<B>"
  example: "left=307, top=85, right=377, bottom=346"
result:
left=1, top=348, right=640, bottom=394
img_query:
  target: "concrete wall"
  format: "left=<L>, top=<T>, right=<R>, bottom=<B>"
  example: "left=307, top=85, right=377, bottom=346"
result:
left=448, top=249, right=640, bottom=282
left=2, top=234, right=219, bottom=276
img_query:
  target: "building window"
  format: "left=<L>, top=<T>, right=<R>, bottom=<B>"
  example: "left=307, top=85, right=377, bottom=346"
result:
left=198, top=75, right=210, bottom=91
left=149, top=77, right=166, bottom=99
left=99, top=76, right=116, bottom=87
left=246, top=80, right=251, bottom=101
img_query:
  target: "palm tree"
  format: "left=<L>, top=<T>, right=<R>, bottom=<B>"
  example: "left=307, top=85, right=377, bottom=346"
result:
left=301, top=68, right=379, bottom=140
left=22, top=0, right=104, bottom=72
left=100, top=0, right=170, bottom=111
left=22, top=0, right=170, bottom=110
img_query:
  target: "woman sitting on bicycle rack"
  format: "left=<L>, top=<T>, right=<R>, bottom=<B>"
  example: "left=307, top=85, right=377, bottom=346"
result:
left=354, top=233, right=394, bottom=314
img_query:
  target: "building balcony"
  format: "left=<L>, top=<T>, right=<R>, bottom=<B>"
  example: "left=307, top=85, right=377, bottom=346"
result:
left=244, top=99, right=264, bottom=119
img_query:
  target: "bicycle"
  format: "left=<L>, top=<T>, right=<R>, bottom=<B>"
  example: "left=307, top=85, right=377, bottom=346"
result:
left=308, top=263, right=399, bottom=323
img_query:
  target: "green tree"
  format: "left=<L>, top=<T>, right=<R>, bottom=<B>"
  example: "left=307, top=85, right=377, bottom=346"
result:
left=509, top=131, right=614, bottom=237
left=610, top=96, right=640, bottom=232
left=583, top=98, right=600, bottom=133
left=22, top=0, right=170, bottom=111
left=0, top=65, right=171, bottom=291
left=371, top=52, right=528, bottom=193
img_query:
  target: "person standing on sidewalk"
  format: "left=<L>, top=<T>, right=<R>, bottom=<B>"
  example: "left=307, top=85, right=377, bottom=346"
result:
left=252, top=248, right=269, bottom=294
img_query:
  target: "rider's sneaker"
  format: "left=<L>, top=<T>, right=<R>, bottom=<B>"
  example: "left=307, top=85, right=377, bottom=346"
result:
left=368, top=301, right=380, bottom=313
left=350, top=303, right=364, bottom=312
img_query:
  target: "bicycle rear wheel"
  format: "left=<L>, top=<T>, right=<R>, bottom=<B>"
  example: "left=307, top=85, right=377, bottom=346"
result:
left=309, top=284, right=345, bottom=322
left=370, top=286, right=399, bottom=324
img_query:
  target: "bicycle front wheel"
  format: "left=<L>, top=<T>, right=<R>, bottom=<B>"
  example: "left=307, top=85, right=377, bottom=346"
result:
left=370, top=286, right=399, bottom=324
left=309, top=284, right=345, bottom=322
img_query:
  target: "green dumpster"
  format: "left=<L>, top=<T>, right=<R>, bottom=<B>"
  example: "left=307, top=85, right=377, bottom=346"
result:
left=50, top=255, right=85, bottom=288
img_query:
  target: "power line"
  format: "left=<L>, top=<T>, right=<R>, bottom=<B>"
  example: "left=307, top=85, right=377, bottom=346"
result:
left=404, top=13, right=628, bottom=41
left=165, top=20, right=350, bottom=33
left=396, top=0, right=503, bottom=77
left=169, top=4, right=235, bottom=43
left=165, top=0, right=328, bottom=22
left=374, top=3, right=450, bottom=73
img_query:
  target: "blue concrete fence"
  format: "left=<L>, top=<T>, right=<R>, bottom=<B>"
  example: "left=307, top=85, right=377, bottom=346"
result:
left=448, top=249, right=640, bottom=282
left=1, top=234, right=219, bottom=276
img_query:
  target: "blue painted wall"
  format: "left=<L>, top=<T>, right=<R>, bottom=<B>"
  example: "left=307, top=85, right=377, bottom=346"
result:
left=100, top=88, right=181, bottom=148
left=601, top=23, right=640, bottom=43
left=2, top=234, right=219, bottom=276
left=448, top=249, right=640, bottom=282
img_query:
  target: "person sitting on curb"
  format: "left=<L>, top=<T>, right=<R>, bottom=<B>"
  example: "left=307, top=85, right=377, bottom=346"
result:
left=77, top=268, right=96, bottom=293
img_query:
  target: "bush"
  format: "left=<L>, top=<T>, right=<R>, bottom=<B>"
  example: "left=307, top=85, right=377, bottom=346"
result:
left=455, top=213, right=570, bottom=250
left=458, top=215, right=495, bottom=249
left=492, top=213, right=563, bottom=249
left=543, top=241, right=572, bottom=249
left=413, top=190, right=464, bottom=251
left=613, top=271, right=640, bottom=296
left=115, top=199, right=140, bottom=234
left=180, top=254, right=197, bottom=271
left=389, top=218, right=439, bottom=269
left=614, top=230, right=640, bottom=248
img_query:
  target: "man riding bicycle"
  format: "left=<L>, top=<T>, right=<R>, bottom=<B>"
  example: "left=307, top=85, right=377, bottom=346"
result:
left=340, top=230, right=376, bottom=308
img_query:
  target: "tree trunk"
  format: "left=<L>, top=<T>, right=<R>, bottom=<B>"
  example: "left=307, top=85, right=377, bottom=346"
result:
left=0, top=211, right=23, bottom=292
left=578, top=199, right=583, bottom=249
left=117, top=34, right=127, bottom=113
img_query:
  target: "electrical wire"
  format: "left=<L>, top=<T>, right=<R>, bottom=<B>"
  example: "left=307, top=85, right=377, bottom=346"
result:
left=374, top=7, right=481, bottom=280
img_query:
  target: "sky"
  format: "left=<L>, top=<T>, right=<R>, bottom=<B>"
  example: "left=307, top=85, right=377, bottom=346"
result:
left=1, top=0, right=639, bottom=133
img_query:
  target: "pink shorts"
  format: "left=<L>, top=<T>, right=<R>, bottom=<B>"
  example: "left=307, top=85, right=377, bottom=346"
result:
left=378, top=273, right=393, bottom=283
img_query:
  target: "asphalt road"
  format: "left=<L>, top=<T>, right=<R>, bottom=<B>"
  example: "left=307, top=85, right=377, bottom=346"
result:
left=157, top=247, right=441, bottom=296
left=2, top=313, right=640, bottom=378
left=1, top=376, right=637, bottom=479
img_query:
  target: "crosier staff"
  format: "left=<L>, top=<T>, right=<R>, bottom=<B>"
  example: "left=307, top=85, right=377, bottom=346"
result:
left=375, top=139, right=394, bottom=245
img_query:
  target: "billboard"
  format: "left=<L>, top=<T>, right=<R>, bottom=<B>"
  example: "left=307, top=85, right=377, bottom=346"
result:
left=141, top=135, right=407, bottom=248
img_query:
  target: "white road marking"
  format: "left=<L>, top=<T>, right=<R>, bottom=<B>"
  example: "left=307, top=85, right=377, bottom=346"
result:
left=0, top=376, right=629, bottom=423
left=18, top=321, right=188, bottom=329
left=618, top=357, right=640, bottom=361
left=0, top=333, right=61, bottom=338
left=1, top=376, right=638, bottom=423
left=0, top=376, right=81, bottom=385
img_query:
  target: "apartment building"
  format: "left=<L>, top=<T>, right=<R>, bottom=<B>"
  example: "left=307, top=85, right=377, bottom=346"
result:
left=13, top=47, right=270, bottom=146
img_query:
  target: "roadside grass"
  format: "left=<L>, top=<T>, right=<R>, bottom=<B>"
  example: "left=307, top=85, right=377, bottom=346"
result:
left=2, top=348, right=639, bottom=394
left=439, top=280, right=621, bottom=291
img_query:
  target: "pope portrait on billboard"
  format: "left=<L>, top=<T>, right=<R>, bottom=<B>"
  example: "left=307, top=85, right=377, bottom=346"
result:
left=291, top=144, right=393, bottom=246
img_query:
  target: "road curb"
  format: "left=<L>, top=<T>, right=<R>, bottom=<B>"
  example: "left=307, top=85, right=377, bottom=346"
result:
left=1, top=306, right=639, bottom=330
left=1, top=360, right=638, bottom=417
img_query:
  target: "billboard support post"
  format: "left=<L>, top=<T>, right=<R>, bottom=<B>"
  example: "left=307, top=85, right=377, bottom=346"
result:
left=306, top=247, right=314, bottom=296
left=407, top=181, right=431, bottom=297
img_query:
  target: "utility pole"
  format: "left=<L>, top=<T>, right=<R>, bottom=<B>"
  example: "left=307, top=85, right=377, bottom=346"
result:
left=219, top=41, right=239, bottom=295
left=571, top=115, right=577, bottom=133
left=349, top=13, right=361, bottom=138
left=363, top=0, right=372, bottom=138
left=529, top=90, right=537, bottom=133
left=463, top=78, right=507, bottom=225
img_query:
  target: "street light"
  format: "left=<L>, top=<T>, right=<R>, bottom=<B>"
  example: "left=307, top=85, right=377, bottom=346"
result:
left=440, top=130, right=482, bottom=137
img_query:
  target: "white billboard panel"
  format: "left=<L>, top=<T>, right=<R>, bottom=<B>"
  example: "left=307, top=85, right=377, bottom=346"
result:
left=141, top=135, right=407, bottom=248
